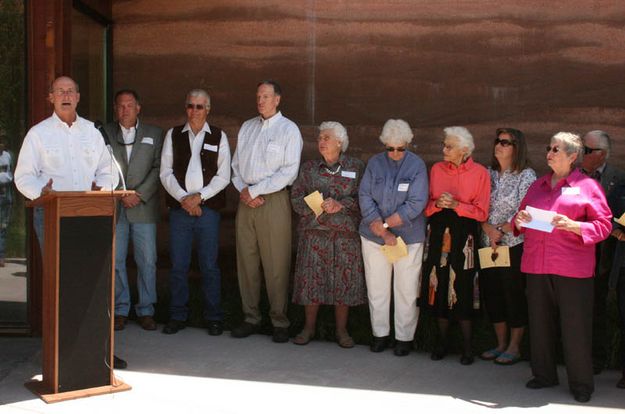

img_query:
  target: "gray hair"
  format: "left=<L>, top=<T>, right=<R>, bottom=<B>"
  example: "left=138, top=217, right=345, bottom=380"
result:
left=552, top=132, right=583, bottom=164
left=444, top=126, right=475, bottom=155
left=379, top=119, right=414, bottom=147
left=49, top=76, right=80, bottom=93
left=583, top=130, right=611, bottom=158
left=319, top=121, right=349, bottom=152
left=186, top=89, right=210, bottom=107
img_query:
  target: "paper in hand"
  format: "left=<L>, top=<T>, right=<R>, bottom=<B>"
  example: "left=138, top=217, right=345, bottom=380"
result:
left=615, top=212, right=625, bottom=227
left=380, top=237, right=408, bottom=264
left=478, top=246, right=511, bottom=268
left=304, top=190, right=324, bottom=217
left=520, top=206, right=556, bottom=233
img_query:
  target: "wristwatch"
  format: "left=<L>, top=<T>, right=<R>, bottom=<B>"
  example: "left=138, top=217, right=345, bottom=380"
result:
left=383, top=222, right=389, bottom=229
left=496, top=225, right=504, bottom=233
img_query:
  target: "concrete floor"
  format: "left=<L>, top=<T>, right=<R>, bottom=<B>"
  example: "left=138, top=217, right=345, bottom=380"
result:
left=1, top=323, right=624, bottom=414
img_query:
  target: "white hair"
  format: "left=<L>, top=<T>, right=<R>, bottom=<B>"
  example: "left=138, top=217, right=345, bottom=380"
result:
left=379, top=119, right=414, bottom=147
left=186, top=89, right=211, bottom=107
left=444, top=126, right=475, bottom=155
left=319, top=121, right=349, bottom=152
left=552, top=131, right=583, bottom=161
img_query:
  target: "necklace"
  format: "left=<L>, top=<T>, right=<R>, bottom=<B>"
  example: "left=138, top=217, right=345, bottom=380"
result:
left=323, top=164, right=341, bottom=175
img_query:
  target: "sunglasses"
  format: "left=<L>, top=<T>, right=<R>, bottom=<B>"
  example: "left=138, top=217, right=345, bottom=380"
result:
left=186, top=103, right=207, bottom=110
left=546, top=145, right=561, bottom=154
left=494, top=138, right=515, bottom=147
left=583, top=146, right=602, bottom=155
left=386, top=146, right=406, bottom=152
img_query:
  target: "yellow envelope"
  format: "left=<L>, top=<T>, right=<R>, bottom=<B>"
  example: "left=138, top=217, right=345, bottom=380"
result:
left=304, top=190, right=324, bottom=217
left=615, top=212, right=625, bottom=227
left=381, top=237, right=408, bottom=264
left=478, top=246, right=511, bottom=268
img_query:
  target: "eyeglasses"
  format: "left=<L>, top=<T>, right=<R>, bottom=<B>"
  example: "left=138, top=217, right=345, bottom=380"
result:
left=52, top=89, right=77, bottom=96
left=546, top=145, right=561, bottom=154
left=386, top=146, right=406, bottom=152
left=583, top=146, right=602, bottom=155
left=186, top=103, right=207, bottom=110
left=494, top=138, right=515, bottom=147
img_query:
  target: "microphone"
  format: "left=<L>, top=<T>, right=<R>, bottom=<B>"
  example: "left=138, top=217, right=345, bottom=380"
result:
left=94, top=120, right=127, bottom=191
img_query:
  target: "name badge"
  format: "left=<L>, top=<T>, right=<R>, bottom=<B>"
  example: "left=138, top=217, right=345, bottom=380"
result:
left=341, top=170, right=356, bottom=179
left=203, top=143, right=218, bottom=152
left=267, top=143, right=281, bottom=153
left=398, top=183, right=409, bottom=192
left=141, top=137, right=154, bottom=145
left=562, top=187, right=580, bottom=195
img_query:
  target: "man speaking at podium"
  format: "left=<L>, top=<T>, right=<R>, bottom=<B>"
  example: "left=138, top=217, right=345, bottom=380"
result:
left=14, top=75, right=125, bottom=368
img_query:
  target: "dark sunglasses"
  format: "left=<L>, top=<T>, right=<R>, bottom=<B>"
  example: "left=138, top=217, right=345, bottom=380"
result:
left=386, top=146, right=406, bottom=152
left=186, top=103, right=206, bottom=110
left=494, top=138, right=515, bottom=147
left=546, top=145, right=561, bottom=154
left=583, top=146, right=602, bottom=155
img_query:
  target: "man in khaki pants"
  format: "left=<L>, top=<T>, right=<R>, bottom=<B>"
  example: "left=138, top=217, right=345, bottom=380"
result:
left=231, top=80, right=302, bottom=343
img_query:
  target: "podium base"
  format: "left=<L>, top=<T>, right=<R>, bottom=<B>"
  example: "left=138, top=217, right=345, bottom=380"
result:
left=24, top=377, right=131, bottom=403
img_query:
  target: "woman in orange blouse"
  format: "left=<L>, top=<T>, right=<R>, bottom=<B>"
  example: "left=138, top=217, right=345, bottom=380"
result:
left=420, top=126, right=490, bottom=365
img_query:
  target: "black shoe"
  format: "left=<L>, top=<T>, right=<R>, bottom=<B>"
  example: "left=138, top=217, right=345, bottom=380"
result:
left=460, top=354, right=474, bottom=365
left=617, top=376, right=625, bottom=389
left=526, top=378, right=559, bottom=389
left=393, top=340, right=412, bottom=356
left=572, top=390, right=591, bottom=403
left=206, top=320, right=224, bottom=336
left=430, top=345, right=447, bottom=361
left=370, top=336, right=389, bottom=353
left=231, top=322, right=260, bottom=338
left=272, top=327, right=289, bottom=343
left=113, top=355, right=127, bottom=370
left=162, top=320, right=186, bottom=335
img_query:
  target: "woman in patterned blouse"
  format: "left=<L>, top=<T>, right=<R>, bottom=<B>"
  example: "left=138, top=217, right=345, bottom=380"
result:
left=291, top=121, right=366, bottom=348
left=479, top=128, right=536, bottom=365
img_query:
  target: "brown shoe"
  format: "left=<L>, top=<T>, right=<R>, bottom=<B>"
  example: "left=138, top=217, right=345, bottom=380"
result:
left=114, top=315, right=127, bottom=331
left=137, top=315, right=157, bottom=331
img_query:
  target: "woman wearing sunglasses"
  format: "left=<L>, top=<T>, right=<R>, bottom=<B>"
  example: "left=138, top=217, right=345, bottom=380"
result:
left=358, top=119, right=428, bottom=356
left=479, top=128, right=536, bottom=365
left=420, top=126, right=490, bottom=365
left=514, top=132, right=612, bottom=403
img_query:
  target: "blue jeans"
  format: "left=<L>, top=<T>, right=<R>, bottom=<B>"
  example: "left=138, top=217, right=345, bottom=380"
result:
left=168, top=206, right=223, bottom=322
left=115, top=208, right=157, bottom=317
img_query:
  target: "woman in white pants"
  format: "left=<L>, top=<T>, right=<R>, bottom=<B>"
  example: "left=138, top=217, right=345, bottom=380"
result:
left=358, top=119, right=429, bottom=356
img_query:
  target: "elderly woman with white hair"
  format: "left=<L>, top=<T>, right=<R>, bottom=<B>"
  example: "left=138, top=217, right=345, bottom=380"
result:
left=420, top=126, right=490, bottom=365
left=514, top=132, right=611, bottom=403
left=358, top=119, right=428, bottom=356
left=291, top=121, right=366, bottom=348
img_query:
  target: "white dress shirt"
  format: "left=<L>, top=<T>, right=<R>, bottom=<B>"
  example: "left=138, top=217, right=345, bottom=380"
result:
left=160, top=122, right=231, bottom=202
left=231, top=111, right=303, bottom=199
left=120, top=122, right=136, bottom=161
left=14, top=112, right=118, bottom=200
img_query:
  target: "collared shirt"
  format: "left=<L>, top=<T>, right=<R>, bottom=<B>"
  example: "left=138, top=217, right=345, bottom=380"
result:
left=119, top=121, right=137, bottom=160
left=160, top=121, right=231, bottom=202
left=515, top=168, right=612, bottom=278
left=358, top=151, right=429, bottom=245
left=0, top=150, right=13, bottom=201
left=15, top=112, right=117, bottom=200
left=425, top=157, right=490, bottom=222
left=231, top=111, right=303, bottom=199
left=480, top=167, right=536, bottom=248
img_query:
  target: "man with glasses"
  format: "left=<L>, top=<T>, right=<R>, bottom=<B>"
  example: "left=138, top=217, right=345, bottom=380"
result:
left=104, top=90, right=163, bottom=332
left=14, top=76, right=126, bottom=368
left=160, top=89, right=231, bottom=336
left=581, top=130, right=625, bottom=374
left=231, top=80, right=303, bottom=343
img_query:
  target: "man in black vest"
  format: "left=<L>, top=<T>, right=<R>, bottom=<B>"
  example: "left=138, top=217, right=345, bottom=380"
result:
left=159, top=89, right=231, bottom=335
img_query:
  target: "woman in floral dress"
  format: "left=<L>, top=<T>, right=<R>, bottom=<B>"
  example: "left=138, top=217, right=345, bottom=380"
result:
left=291, top=121, right=366, bottom=348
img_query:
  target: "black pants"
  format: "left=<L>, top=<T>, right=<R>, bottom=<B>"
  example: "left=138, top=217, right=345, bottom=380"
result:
left=527, top=274, right=594, bottom=394
left=617, top=268, right=625, bottom=371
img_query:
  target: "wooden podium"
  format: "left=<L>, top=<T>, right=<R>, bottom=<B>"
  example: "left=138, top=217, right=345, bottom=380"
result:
left=25, top=191, right=132, bottom=403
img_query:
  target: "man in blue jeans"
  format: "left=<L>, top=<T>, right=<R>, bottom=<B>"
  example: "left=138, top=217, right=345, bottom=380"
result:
left=105, top=89, right=163, bottom=331
left=159, top=88, right=231, bottom=335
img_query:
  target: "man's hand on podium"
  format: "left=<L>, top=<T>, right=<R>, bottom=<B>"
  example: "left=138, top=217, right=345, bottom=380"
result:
left=40, top=178, right=54, bottom=196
